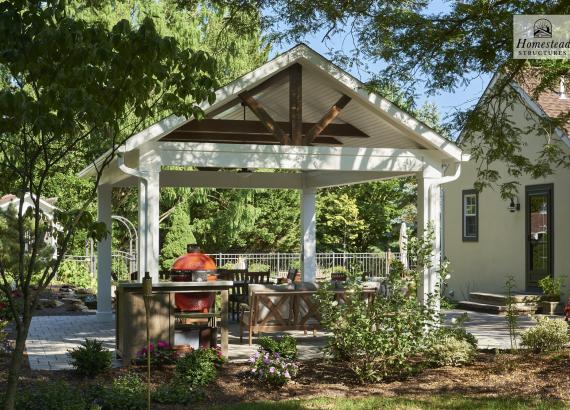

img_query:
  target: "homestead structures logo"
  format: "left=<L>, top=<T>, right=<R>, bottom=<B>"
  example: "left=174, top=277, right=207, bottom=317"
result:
left=513, top=15, right=570, bottom=59
left=534, top=19, right=552, bottom=38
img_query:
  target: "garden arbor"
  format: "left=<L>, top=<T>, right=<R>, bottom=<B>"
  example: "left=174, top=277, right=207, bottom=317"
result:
left=78, top=44, right=466, bottom=319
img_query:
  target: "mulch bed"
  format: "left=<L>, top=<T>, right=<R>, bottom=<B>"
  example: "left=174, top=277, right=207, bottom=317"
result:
left=2, top=348, right=570, bottom=407
left=2, top=288, right=569, bottom=406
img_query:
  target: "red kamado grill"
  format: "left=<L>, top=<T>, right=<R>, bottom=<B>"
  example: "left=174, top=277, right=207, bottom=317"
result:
left=170, top=244, right=217, bottom=312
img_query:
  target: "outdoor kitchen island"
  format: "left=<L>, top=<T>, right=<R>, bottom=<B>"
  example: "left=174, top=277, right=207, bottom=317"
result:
left=115, top=281, right=233, bottom=364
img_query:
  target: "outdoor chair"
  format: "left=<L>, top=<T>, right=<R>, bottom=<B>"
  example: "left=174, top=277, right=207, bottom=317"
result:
left=227, top=269, right=271, bottom=320
left=239, top=282, right=323, bottom=345
left=244, top=270, right=271, bottom=284
left=217, top=268, right=248, bottom=281
left=277, top=267, right=299, bottom=284
left=221, top=269, right=249, bottom=320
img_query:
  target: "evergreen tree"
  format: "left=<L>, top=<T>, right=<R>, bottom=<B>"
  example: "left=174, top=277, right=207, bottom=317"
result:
left=160, top=204, right=197, bottom=270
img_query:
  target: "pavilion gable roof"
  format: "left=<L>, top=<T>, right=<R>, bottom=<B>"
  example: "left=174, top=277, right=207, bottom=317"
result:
left=78, top=44, right=462, bottom=178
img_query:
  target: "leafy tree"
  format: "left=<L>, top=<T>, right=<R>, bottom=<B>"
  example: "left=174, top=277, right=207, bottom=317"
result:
left=18, top=1, right=269, bottom=257
left=103, top=1, right=270, bottom=253
left=161, top=204, right=197, bottom=270
left=334, top=177, right=417, bottom=251
left=317, top=191, right=367, bottom=252
left=0, top=1, right=218, bottom=408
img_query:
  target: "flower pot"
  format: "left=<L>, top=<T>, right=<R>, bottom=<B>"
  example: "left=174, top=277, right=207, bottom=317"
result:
left=541, top=301, right=562, bottom=315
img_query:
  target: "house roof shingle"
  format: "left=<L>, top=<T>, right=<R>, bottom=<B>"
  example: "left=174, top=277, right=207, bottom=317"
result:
left=516, top=75, right=570, bottom=134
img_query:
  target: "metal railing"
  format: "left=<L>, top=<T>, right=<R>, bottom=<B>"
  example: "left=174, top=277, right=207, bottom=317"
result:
left=62, top=251, right=398, bottom=281
left=62, top=252, right=136, bottom=281
left=208, top=252, right=399, bottom=279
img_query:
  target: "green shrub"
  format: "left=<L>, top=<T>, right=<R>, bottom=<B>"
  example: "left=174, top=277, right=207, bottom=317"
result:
left=247, top=263, right=270, bottom=273
left=0, top=290, right=23, bottom=321
left=174, top=347, right=225, bottom=387
left=427, top=334, right=476, bottom=367
left=436, top=314, right=478, bottom=349
left=12, top=382, right=87, bottom=410
left=538, top=275, right=566, bottom=301
left=56, top=260, right=96, bottom=290
left=521, top=317, right=570, bottom=352
left=152, top=381, right=200, bottom=405
left=257, top=335, right=297, bottom=360
left=88, top=373, right=146, bottom=410
left=68, top=339, right=112, bottom=377
left=112, top=258, right=129, bottom=282
left=315, top=277, right=436, bottom=383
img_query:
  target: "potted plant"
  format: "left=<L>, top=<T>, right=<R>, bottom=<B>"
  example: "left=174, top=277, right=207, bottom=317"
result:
left=538, top=276, right=566, bottom=315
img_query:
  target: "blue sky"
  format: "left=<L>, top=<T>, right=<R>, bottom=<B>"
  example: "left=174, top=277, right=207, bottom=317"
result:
left=268, top=2, right=494, bottom=122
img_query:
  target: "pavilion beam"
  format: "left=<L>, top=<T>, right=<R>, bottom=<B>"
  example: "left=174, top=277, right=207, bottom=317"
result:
left=239, top=90, right=289, bottom=144
left=304, top=171, right=411, bottom=188
left=304, top=95, right=352, bottom=145
left=173, top=119, right=368, bottom=138
left=158, top=170, right=304, bottom=189
left=158, top=142, right=441, bottom=173
left=161, top=132, right=342, bottom=145
left=289, top=64, right=303, bottom=145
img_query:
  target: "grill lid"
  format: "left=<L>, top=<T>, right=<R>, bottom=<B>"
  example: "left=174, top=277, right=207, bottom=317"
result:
left=171, top=244, right=216, bottom=272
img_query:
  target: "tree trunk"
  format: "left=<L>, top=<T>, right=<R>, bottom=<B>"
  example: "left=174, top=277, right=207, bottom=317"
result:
left=3, top=319, right=31, bottom=410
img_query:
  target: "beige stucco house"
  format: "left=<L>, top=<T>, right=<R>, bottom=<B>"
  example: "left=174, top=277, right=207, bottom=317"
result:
left=443, top=76, right=570, bottom=303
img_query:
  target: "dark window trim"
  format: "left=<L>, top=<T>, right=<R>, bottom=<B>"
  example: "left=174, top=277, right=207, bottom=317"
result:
left=525, top=183, right=554, bottom=290
left=462, top=189, right=478, bottom=242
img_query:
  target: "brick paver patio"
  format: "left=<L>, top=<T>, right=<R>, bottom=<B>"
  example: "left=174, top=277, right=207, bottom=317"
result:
left=25, top=309, right=541, bottom=370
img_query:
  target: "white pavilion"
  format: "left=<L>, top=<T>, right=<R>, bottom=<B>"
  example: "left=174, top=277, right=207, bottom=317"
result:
left=77, top=44, right=466, bottom=318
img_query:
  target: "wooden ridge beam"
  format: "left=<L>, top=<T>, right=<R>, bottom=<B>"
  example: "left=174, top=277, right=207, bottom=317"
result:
left=289, top=64, right=302, bottom=145
left=175, top=119, right=368, bottom=138
left=304, top=95, right=352, bottom=145
left=161, top=132, right=343, bottom=145
left=238, top=90, right=289, bottom=144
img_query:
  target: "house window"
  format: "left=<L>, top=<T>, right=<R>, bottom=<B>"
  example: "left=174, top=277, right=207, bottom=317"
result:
left=462, top=189, right=478, bottom=241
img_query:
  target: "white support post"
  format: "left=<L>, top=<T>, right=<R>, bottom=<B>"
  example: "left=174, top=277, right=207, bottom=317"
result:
left=137, top=171, right=160, bottom=283
left=147, top=171, right=160, bottom=283
left=301, top=187, right=317, bottom=283
left=416, top=175, right=441, bottom=310
left=96, top=184, right=113, bottom=319
left=137, top=178, right=147, bottom=277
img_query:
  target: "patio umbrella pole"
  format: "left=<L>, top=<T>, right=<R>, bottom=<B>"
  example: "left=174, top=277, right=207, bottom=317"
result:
left=142, top=272, right=152, bottom=410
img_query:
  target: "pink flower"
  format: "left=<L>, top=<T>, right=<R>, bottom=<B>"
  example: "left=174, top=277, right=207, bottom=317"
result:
left=157, top=340, right=170, bottom=349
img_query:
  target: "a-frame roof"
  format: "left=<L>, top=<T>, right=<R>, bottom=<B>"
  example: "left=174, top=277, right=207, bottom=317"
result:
left=79, top=44, right=462, bottom=178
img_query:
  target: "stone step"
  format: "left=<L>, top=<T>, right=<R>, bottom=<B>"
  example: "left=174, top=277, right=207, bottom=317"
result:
left=469, top=292, right=541, bottom=306
left=457, top=300, right=537, bottom=315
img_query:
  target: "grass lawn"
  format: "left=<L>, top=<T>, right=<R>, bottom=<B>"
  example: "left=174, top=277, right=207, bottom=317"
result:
left=216, top=395, right=567, bottom=410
